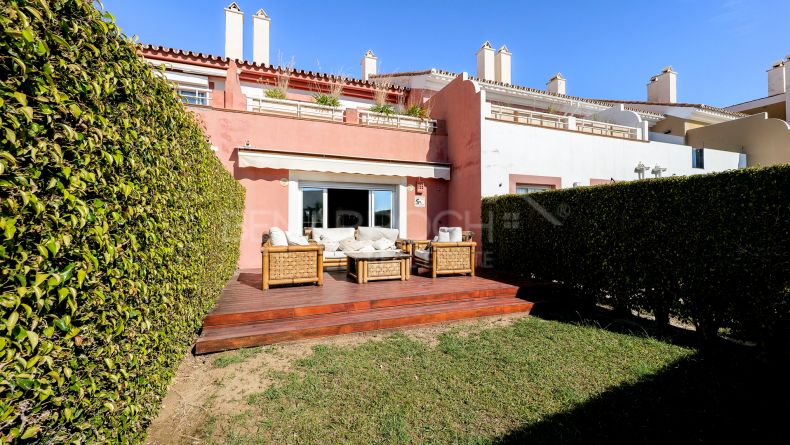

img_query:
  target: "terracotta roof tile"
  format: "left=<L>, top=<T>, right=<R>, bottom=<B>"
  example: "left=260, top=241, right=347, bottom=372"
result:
left=138, top=44, right=407, bottom=91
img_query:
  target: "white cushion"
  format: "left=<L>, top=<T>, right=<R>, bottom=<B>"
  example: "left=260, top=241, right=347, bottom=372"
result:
left=439, top=227, right=463, bottom=242
left=414, top=249, right=431, bottom=262
left=358, top=226, right=400, bottom=242
left=323, top=251, right=347, bottom=259
left=310, top=227, right=355, bottom=242
left=437, top=231, right=450, bottom=242
left=286, top=233, right=310, bottom=246
left=358, top=245, right=376, bottom=252
left=339, top=238, right=373, bottom=252
left=319, top=237, right=339, bottom=252
left=269, top=227, right=288, bottom=247
left=373, top=238, right=395, bottom=250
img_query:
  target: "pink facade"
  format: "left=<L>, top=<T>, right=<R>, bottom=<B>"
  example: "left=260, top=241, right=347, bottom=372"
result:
left=426, top=75, right=485, bottom=256
left=143, top=47, right=453, bottom=268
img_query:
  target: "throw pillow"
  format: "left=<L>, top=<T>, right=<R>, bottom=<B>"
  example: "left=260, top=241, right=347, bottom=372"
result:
left=437, top=231, right=450, bottom=242
left=286, top=233, right=310, bottom=246
left=319, top=235, right=340, bottom=252
left=439, top=226, right=463, bottom=242
left=269, top=227, right=288, bottom=247
left=373, top=237, right=395, bottom=250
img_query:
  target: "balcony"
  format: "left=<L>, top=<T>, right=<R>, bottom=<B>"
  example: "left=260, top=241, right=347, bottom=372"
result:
left=489, top=104, right=641, bottom=141
left=247, top=97, right=344, bottom=122
left=359, top=110, right=437, bottom=133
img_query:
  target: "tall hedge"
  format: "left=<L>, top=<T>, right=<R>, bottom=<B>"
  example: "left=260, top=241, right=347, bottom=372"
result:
left=0, top=0, right=245, bottom=442
left=482, top=165, right=790, bottom=348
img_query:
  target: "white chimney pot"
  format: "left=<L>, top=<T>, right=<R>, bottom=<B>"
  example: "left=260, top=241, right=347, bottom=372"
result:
left=647, top=66, right=677, bottom=103
left=361, top=50, right=377, bottom=81
left=476, top=42, right=495, bottom=81
left=224, top=2, right=244, bottom=61
left=494, top=45, right=511, bottom=84
left=547, top=73, right=566, bottom=95
left=252, top=9, right=270, bottom=66
left=767, top=60, right=786, bottom=96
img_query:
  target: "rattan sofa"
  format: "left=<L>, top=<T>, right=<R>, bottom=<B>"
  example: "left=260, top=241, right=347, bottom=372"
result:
left=304, top=227, right=410, bottom=270
left=260, top=234, right=324, bottom=290
left=411, top=231, right=476, bottom=278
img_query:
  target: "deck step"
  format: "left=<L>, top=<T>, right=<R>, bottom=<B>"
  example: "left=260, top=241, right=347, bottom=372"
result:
left=202, top=284, right=518, bottom=328
left=195, top=297, right=533, bottom=354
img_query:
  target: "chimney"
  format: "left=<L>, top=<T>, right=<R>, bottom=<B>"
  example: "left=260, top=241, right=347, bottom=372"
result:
left=476, top=41, right=495, bottom=81
left=494, top=45, right=511, bottom=84
left=546, top=73, right=566, bottom=95
left=361, top=50, right=377, bottom=81
left=647, top=66, right=677, bottom=103
left=224, top=2, right=244, bottom=61
left=767, top=60, right=786, bottom=96
left=252, top=9, right=270, bottom=65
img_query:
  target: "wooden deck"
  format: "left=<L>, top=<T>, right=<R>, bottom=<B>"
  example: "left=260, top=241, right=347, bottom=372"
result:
left=195, top=269, right=534, bottom=354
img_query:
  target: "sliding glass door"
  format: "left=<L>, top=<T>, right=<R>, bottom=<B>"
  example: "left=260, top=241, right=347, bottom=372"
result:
left=301, top=185, right=395, bottom=229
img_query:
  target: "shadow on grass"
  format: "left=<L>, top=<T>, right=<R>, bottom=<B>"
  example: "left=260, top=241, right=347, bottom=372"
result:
left=493, top=343, right=788, bottom=444
left=479, top=273, right=789, bottom=444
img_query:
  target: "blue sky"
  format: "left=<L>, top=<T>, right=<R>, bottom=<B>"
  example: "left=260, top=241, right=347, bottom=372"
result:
left=103, top=0, right=788, bottom=107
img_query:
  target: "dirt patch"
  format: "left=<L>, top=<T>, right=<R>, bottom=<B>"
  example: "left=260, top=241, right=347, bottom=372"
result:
left=144, top=312, right=530, bottom=444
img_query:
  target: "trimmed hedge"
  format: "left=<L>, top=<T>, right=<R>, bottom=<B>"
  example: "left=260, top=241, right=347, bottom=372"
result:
left=1, top=1, right=245, bottom=443
left=482, top=166, right=790, bottom=348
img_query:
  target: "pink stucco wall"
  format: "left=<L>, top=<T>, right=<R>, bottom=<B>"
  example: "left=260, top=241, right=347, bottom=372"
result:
left=192, top=106, right=448, bottom=268
left=426, top=75, right=484, bottom=262
left=406, top=177, right=449, bottom=241
left=194, top=107, right=447, bottom=163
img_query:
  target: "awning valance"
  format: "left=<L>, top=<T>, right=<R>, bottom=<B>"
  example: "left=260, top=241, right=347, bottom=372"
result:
left=237, top=148, right=451, bottom=180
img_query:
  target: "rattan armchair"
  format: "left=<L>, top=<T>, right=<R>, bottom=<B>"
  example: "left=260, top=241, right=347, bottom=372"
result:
left=261, top=234, right=324, bottom=290
left=411, top=231, right=476, bottom=278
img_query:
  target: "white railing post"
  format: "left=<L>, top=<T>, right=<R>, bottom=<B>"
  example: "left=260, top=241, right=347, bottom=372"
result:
left=567, top=116, right=577, bottom=131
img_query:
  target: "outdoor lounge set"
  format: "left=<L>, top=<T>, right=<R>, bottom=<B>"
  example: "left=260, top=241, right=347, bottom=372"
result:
left=261, top=226, right=476, bottom=289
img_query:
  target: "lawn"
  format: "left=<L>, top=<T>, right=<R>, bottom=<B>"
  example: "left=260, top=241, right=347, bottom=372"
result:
left=173, top=312, right=777, bottom=445
left=145, top=312, right=786, bottom=445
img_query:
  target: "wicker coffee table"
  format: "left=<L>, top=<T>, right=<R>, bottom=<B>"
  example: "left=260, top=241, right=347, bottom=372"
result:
left=345, top=251, right=411, bottom=284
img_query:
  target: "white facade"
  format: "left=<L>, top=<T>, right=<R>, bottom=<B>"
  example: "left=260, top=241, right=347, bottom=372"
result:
left=480, top=117, right=742, bottom=196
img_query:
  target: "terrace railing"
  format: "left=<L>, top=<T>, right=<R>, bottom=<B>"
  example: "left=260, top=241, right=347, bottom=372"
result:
left=489, top=104, right=641, bottom=140
left=576, top=118, right=639, bottom=140
left=247, top=97, right=344, bottom=122
left=489, top=104, right=570, bottom=130
left=359, top=110, right=437, bottom=133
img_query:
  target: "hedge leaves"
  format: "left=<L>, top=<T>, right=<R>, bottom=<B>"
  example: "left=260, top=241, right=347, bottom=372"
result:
left=483, top=166, right=790, bottom=349
left=1, top=0, right=245, bottom=442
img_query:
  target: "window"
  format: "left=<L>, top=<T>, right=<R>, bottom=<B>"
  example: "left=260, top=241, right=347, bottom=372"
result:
left=515, top=184, right=552, bottom=194
left=300, top=185, right=396, bottom=230
left=302, top=188, right=324, bottom=228
left=692, top=148, right=704, bottom=169
left=177, top=86, right=210, bottom=106
left=372, top=190, right=393, bottom=228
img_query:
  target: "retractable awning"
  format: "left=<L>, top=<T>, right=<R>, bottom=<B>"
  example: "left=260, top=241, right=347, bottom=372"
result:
left=237, top=148, right=451, bottom=180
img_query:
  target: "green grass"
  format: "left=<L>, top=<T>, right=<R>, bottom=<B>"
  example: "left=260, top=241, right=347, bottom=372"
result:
left=198, top=317, right=708, bottom=444
left=211, top=346, right=264, bottom=368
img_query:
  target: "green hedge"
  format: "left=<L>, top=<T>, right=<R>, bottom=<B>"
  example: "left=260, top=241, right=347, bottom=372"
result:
left=1, top=0, right=245, bottom=442
left=482, top=166, right=790, bottom=348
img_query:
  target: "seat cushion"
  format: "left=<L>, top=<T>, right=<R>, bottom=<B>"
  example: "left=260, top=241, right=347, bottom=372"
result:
left=323, top=251, right=347, bottom=259
left=358, top=226, right=400, bottom=242
left=311, top=227, right=355, bottom=242
left=339, top=238, right=373, bottom=252
left=414, top=249, right=431, bottom=262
